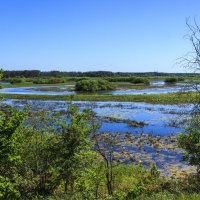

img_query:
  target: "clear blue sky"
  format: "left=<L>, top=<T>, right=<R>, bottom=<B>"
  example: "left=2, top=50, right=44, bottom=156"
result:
left=0, top=0, right=199, bottom=72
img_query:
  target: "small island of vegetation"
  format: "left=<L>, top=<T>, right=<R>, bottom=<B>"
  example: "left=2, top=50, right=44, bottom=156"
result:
left=75, top=79, right=115, bottom=92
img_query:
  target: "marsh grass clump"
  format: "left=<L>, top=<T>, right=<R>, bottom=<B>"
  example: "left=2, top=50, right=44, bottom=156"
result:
left=32, top=78, right=65, bottom=84
left=8, top=77, right=24, bottom=84
left=130, top=77, right=150, bottom=85
left=103, top=117, right=147, bottom=127
left=75, top=79, right=115, bottom=92
left=127, top=120, right=147, bottom=127
left=164, top=77, right=177, bottom=84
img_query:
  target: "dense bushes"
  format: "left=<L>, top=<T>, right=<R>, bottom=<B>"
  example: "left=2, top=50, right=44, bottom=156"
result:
left=164, top=77, right=177, bottom=84
left=0, top=104, right=200, bottom=199
left=0, top=176, right=20, bottom=199
left=130, top=77, right=150, bottom=85
left=177, top=77, right=185, bottom=82
left=0, top=106, right=98, bottom=199
left=8, top=77, right=24, bottom=84
left=105, top=76, right=150, bottom=84
left=178, top=116, right=200, bottom=174
left=106, top=77, right=134, bottom=82
left=32, top=78, right=65, bottom=84
left=164, top=77, right=185, bottom=84
left=75, top=79, right=115, bottom=92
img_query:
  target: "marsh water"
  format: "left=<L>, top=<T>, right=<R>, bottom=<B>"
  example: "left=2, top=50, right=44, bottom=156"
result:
left=0, top=81, right=195, bottom=173
left=0, top=82, right=194, bottom=95
left=2, top=99, right=189, bottom=136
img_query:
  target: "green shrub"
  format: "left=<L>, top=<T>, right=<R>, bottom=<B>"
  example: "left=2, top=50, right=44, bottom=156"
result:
left=46, top=78, right=65, bottom=84
left=177, top=77, right=185, bottom=82
left=32, top=78, right=65, bottom=84
left=0, top=176, right=20, bottom=199
left=32, top=78, right=47, bottom=84
left=75, top=79, right=115, bottom=92
left=8, top=77, right=23, bottom=84
left=130, top=77, right=150, bottom=85
left=164, top=77, right=177, bottom=84
left=178, top=117, right=200, bottom=174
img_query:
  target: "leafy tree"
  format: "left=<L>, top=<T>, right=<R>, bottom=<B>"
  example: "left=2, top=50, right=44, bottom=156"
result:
left=11, top=106, right=99, bottom=197
left=178, top=116, right=200, bottom=174
left=14, top=110, right=59, bottom=196
left=0, top=105, right=25, bottom=199
left=54, top=106, right=99, bottom=194
left=0, top=106, right=25, bottom=176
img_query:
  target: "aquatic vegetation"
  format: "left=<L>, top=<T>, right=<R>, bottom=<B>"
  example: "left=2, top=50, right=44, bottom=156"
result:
left=102, top=116, right=147, bottom=127
left=92, top=132, right=195, bottom=177
left=0, top=92, right=197, bottom=104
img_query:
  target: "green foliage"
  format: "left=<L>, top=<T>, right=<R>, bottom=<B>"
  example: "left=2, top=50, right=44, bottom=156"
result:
left=0, top=69, right=3, bottom=80
left=8, top=77, right=24, bottom=84
left=32, top=78, right=65, bottom=84
left=164, top=77, right=177, bottom=84
left=177, top=77, right=185, bottom=82
left=0, top=176, right=20, bottom=199
left=130, top=77, right=150, bottom=85
left=1, top=92, right=191, bottom=104
left=105, top=76, right=150, bottom=85
left=5, top=106, right=99, bottom=198
left=4, top=69, right=198, bottom=78
left=0, top=106, right=25, bottom=176
left=0, top=69, right=3, bottom=89
left=53, top=106, right=99, bottom=195
left=75, top=79, right=115, bottom=92
left=0, top=101, right=199, bottom=199
left=178, top=116, right=200, bottom=174
left=0, top=105, right=25, bottom=199
left=134, top=192, right=200, bottom=200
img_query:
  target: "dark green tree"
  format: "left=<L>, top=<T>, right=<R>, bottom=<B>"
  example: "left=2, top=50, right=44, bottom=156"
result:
left=55, top=106, right=99, bottom=194
left=0, top=105, right=25, bottom=199
left=178, top=116, right=200, bottom=174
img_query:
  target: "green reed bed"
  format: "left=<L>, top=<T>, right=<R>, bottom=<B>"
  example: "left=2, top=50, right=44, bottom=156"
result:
left=0, top=92, right=196, bottom=104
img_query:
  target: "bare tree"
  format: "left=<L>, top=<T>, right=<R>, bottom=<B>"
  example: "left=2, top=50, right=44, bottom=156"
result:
left=93, top=132, right=125, bottom=196
left=179, top=18, right=200, bottom=72
left=177, top=18, right=200, bottom=114
left=177, top=18, right=200, bottom=176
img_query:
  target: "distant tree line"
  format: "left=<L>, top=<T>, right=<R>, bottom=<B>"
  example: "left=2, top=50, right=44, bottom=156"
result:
left=3, top=70, right=199, bottom=78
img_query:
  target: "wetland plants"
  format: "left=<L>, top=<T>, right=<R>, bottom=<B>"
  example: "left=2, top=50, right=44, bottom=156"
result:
left=75, top=79, right=115, bottom=92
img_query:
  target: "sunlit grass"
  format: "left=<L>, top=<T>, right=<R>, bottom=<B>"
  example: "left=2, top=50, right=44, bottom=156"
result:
left=0, top=92, right=196, bottom=104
